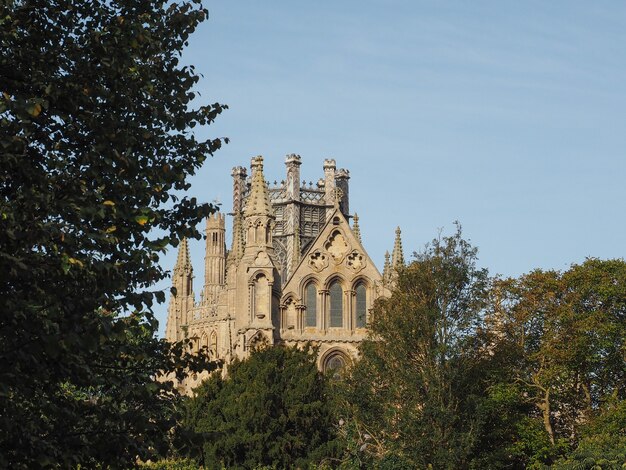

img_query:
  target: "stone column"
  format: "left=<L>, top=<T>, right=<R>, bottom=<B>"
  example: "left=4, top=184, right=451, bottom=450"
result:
left=284, top=154, right=302, bottom=279
left=319, top=289, right=329, bottom=332
left=323, top=159, right=336, bottom=220
left=335, top=168, right=350, bottom=216
left=346, top=289, right=355, bottom=331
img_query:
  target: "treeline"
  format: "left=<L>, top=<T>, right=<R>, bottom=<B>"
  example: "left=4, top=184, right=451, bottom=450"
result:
left=168, top=225, right=626, bottom=469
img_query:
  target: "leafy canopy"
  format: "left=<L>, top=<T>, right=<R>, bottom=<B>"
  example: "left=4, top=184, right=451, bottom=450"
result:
left=343, top=224, right=491, bottom=468
left=0, top=0, right=224, bottom=467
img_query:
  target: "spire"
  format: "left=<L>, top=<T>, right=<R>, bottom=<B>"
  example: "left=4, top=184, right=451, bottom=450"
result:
left=229, top=212, right=245, bottom=263
left=352, top=213, right=362, bottom=244
left=383, top=250, right=391, bottom=282
left=391, top=226, right=404, bottom=269
left=174, top=237, right=192, bottom=273
left=244, top=156, right=273, bottom=218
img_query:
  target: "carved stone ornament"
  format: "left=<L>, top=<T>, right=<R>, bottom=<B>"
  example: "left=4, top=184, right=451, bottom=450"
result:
left=308, top=250, right=328, bottom=272
left=324, top=230, right=349, bottom=262
left=346, top=250, right=365, bottom=272
left=254, top=251, right=271, bottom=266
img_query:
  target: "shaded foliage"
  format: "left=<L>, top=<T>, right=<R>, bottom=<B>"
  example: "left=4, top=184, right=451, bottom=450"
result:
left=184, top=345, right=338, bottom=469
left=340, top=222, right=626, bottom=469
left=0, top=0, right=224, bottom=467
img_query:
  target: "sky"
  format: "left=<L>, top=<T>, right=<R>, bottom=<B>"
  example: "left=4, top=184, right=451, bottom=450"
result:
left=154, top=1, right=626, bottom=335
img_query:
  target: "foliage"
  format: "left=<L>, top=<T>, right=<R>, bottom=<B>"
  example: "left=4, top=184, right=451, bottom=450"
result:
left=0, top=0, right=225, bottom=467
left=493, top=259, right=626, bottom=465
left=183, top=345, right=338, bottom=469
left=551, top=400, right=626, bottom=470
left=342, top=224, right=491, bottom=468
left=141, top=458, right=202, bottom=470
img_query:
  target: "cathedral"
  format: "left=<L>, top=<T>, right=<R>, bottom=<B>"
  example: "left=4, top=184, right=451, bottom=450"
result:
left=165, top=154, right=404, bottom=388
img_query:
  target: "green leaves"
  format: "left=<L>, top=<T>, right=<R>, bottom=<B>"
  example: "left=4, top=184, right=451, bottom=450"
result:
left=344, top=225, right=490, bottom=468
left=184, top=346, right=337, bottom=469
left=0, top=0, right=226, bottom=467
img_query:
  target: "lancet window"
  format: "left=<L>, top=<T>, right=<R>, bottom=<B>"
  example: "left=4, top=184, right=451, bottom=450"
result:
left=355, top=283, right=367, bottom=328
left=305, top=283, right=317, bottom=327
left=329, top=281, right=343, bottom=328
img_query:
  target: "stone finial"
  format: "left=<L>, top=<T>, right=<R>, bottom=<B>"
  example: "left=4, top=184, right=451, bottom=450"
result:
left=352, top=213, right=362, bottom=244
left=244, top=156, right=273, bottom=218
left=285, top=153, right=302, bottom=166
left=391, top=226, right=404, bottom=269
left=323, top=158, right=336, bottom=170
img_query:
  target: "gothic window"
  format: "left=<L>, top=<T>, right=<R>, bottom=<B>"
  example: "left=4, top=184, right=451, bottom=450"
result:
left=326, top=355, right=345, bottom=371
left=305, top=283, right=317, bottom=327
left=355, top=283, right=367, bottom=328
left=329, top=281, right=343, bottom=328
left=323, top=351, right=348, bottom=378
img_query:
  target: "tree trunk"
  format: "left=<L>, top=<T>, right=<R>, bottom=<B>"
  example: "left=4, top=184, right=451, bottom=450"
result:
left=539, top=387, right=555, bottom=445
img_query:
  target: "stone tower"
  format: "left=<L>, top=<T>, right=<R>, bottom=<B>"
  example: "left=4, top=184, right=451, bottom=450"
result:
left=203, top=213, right=226, bottom=307
left=165, top=154, right=395, bottom=392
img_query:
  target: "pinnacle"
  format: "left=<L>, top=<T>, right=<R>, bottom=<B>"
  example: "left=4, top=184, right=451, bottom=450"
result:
left=353, top=213, right=362, bottom=243
left=229, top=212, right=245, bottom=263
left=175, top=237, right=192, bottom=271
left=244, top=156, right=273, bottom=218
left=383, top=250, right=391, bottom=279
left=391, top=226, right=404, bottom=269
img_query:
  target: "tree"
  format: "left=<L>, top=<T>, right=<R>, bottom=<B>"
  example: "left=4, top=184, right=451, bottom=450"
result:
left=343, top=224, right=491, bottom=468
left=551, top=399, right=626, bottom=469
left=491, top=258, right=626, bottom=466
left=0, top=0, right=225, bottom=466
left=183, top=345, right=338, bottom=469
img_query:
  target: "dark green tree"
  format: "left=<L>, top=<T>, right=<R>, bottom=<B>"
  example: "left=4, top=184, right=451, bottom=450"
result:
left=184, top=345, right=338, bottom=469
left=343, top=224, right=491, bottom=468
left=0, top=0, right=224, bottom=467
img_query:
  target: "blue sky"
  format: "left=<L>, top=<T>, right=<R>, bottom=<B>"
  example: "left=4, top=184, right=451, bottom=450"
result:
left=154, top=1, right=626, bottom=335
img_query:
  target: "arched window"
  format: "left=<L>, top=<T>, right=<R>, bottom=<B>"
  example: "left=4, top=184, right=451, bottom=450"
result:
left=326, top=355, right=345, bottom=371
left=355, top=283, right=367, bottom=328
left=305, top=283, right=317, bottom=327
left=329, top=281, right=343, bottom=327
left=323, top=351, right=349, bottom=378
